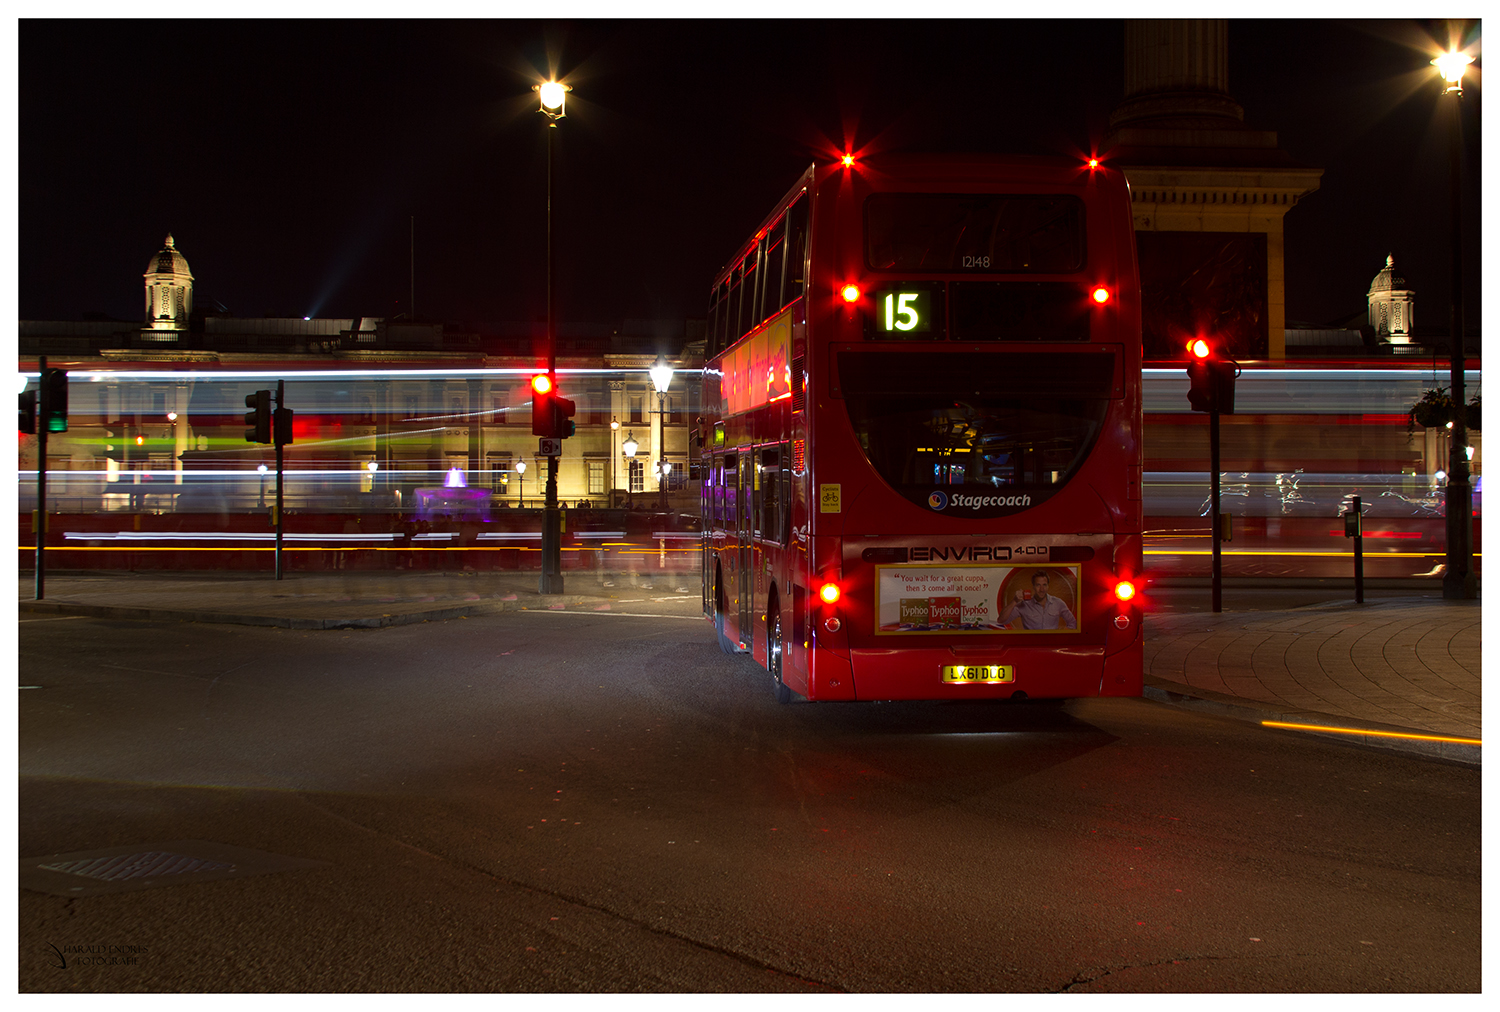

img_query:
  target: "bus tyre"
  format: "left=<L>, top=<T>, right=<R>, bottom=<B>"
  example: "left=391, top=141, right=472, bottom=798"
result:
left=769, top=609, right=792, bottom=704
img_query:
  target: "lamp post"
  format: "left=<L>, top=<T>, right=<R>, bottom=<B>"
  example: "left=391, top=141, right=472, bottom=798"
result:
left=515, top=458, right=526, bottom=508
left=1432, top=46, right=1477, bottom=600
left=610, top=417, right=620, bottom=508
left=657, top=460, right=672, bottom=511
left=622, top=431, right=638, bottom=510
left=534, top=77, right=571, bottom=594
left=649, top=357, right=674, bottom=514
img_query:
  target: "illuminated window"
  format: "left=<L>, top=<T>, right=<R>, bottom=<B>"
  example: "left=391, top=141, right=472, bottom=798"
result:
left=629, top=459, right=644, bottom=493
left=587, top=460, right=605, bottom=496
left=630, top=396, right=643, bottom=424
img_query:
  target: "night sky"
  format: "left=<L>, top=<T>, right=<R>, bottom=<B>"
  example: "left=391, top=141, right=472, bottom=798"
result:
left=18, top=18, right=1482, bottom=335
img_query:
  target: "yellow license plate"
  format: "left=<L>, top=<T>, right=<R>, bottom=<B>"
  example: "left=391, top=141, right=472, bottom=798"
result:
left=942, top=664, right=1014, bottom=684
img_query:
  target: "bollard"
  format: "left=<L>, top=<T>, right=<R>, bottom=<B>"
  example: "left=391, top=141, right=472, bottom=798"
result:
left=1343, top=495, right=1364, bottom=603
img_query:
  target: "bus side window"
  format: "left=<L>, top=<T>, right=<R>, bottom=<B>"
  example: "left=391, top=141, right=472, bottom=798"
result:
left=762, top=215, right=786, bottom=322
left=723, top=453, right=737, bottom=529
left=706, top=285, right=721, bottom=358
left=782, top=195, right=806, bottom=308
left=726, top=266, right=743, bottom=348
left=786, top=440, right=798, bottom=542
left=760, top=447, right=782, bottom=545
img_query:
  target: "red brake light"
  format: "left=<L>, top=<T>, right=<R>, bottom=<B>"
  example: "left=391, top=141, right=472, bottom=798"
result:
left=819, top=583, right=841, bottom=604
left=531, top=374, right=553, bottom=395
left=1091, top=286, right=1111, bottom=304
left=1114, top=580, right=1137, bottom=603
left=840, top=284, right=861, bottom=303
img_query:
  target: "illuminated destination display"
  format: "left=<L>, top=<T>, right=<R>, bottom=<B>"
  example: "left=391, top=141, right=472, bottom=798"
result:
left=877, top=290, right=930, bottom=333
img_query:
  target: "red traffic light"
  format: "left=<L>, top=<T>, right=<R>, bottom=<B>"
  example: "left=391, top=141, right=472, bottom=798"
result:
left=531, top=374, right=553, bottom=395
left=1188, top=338, right=1212, bottom=359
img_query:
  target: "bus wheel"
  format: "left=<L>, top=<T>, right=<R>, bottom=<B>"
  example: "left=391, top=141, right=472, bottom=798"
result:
left=769, top=609, right=792, bottom=704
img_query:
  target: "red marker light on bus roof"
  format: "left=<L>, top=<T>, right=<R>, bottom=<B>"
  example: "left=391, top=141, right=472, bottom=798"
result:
left=841, top=154, right=855, bottom=167
left=1114, top=580, right=1137, bottom=603
left=1188, top=338, right=1211, bottom=360
left=531, top=373, right=553, bottom=395
left=819, top=582, right=841, bottom=604
left=1091, top=286, right=1111, bottom=304
left=840, top=284, right=861, bottom=303
left=1088, top=158, right=1100, bottom=168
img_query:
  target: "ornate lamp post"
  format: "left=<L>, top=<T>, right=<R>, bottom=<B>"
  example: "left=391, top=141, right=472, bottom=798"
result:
left=1432, top=46, right=1477, bottom=599
left=649, top=357, right=674, bottom=513
left=622, top=431, right=638, bottom=510
left=515, top=458, right=526, bottom=507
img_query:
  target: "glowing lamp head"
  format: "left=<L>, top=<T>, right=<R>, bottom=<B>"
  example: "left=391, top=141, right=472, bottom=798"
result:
left=1091, top=286, right=1111, bottom=304
left=515, top=460, right=526, bottom=474
left=1114, top=580, right=1137, bottom=603
left=531, top=374, right=553, bottom=395
left=819, top=582, right=841, bottom=605
left=1433, top=50, right=1473, bottom=89
left=840, top=284, right=861, bottom=303
left=1189, top=338, right=1212, bottom=360
left=367, top=460, right=379, bottom=473
left=538, top=80, right=570, bottom=116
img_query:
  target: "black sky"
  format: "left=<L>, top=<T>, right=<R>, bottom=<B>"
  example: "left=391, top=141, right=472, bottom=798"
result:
left=17, top=18, right=1481, bottom=333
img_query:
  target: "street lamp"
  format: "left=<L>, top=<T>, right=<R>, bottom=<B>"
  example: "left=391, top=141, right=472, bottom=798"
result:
left=622, top=430, right=638, bottom=509
left=515, top=459, right=526, bottom=507
left=610, top=417, right=620, bottom=507
left=657, top=460, right=672, bottom=511
left=649, top=357, right=674, bottom=513
left=1432, top=44, right=1478, bottom=599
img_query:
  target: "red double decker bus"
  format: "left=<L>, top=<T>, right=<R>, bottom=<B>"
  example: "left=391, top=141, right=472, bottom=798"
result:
left=700, top=154, right=1143, bottom=703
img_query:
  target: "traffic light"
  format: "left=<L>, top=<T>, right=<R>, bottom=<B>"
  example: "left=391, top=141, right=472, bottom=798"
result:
left=41, top=367, right=68, bottom=432
left=274, top=405, right=294, bottom=446
left=19, top=389, right=36, bottom=434
left=1185, top=339, right=1236, bottom=414
left=531, top=374, right=554, bottom=437
left=551, top=391, right=576, bottom=439
left=245, top=389, right=272, bottom=443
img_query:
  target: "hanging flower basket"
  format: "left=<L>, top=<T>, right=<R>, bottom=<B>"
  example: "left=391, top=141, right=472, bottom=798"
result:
left=1466, top=394, right=1481, bottom=432
left=1408, top=388, right=1452, bottom=430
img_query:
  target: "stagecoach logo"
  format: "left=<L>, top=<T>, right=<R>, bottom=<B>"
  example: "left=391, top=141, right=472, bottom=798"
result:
left=927, top=492, right=1032, bottom=512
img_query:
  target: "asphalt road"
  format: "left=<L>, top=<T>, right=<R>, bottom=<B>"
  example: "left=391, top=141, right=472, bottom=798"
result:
left=19, top=596, right=1480, bottom=992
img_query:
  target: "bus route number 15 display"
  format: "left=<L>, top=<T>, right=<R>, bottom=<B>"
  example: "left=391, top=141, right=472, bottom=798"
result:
left=877, top=290, right=930, bottom=334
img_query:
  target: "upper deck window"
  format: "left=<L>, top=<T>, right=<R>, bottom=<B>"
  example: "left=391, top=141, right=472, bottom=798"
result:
left=865, top=194, right=1085, bottom=273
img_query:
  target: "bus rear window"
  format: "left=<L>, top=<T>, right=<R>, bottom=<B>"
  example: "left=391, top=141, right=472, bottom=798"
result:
left=838, top=350, right=1114, bottom=514
left=865, top=194, right=1084, bottom=273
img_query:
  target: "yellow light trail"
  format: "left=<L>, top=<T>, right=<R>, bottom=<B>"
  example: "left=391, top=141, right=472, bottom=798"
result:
left=1261, top=720, right=1480, bottom=746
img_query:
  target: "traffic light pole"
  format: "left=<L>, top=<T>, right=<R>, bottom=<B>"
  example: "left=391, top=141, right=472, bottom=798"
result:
left=34, top=355, right=47, bottom=601
left=1210, top=405, right=1222, bottom=614
left=275, top=379, right=285, bottom=581
left=540, top=115, right=564, bottom=594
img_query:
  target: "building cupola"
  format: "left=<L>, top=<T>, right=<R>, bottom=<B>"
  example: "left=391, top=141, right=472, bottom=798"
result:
left=1367, top=254, right=1414, bottom=345
left=144, top=233, right=194, bottom=334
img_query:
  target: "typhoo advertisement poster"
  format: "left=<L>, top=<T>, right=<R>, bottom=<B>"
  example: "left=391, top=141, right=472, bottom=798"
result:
left=875, top=565, right=1081, bottom=635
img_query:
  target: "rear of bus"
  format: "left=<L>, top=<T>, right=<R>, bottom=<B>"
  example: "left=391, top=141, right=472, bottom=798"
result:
left=789, top=154, right=1143, bottom=702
